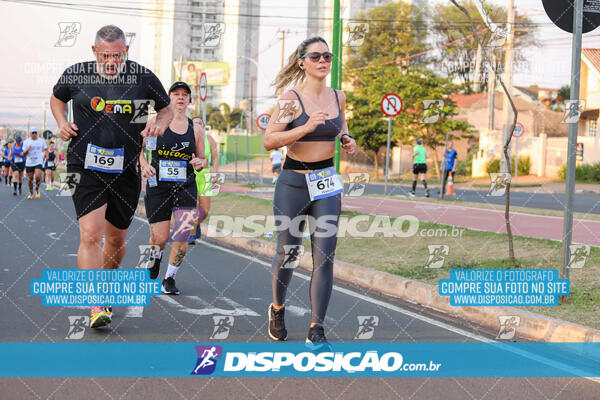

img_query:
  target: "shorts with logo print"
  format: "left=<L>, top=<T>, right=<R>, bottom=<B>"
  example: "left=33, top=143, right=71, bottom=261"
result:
left=144, top=182, right=197, bottom=224
left=67, top=165, right=141, bottom=230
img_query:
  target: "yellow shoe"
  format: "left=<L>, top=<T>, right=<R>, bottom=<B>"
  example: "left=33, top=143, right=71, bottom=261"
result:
left=34, top=190, right=40, bottom=199
left=90, top=306, right=111, bottom=328
left=26, top=194, right=33, bottom=199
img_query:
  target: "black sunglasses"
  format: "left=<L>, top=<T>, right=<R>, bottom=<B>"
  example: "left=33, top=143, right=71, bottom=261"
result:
left=300, top=51, right=334, bottom=63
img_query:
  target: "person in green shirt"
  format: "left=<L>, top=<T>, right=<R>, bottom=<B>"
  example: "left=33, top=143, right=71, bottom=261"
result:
left=410, top=137, right=429, bottom=197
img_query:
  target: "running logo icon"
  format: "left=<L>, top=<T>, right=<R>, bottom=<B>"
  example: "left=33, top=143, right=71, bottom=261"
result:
left=354, top=316, right=379, bottom=339
left=65, top=316, right=89, bottom=340
left=346, top=173, right=369, bottom=196
left=131, top=100, right=154, bottom=124
left=202, top=23, right=225, bottom=47
left=281, top=245, right=304, bottom=269
left=57, top=172, right=80, bottom=196
left=209, top=172, right=225, bottom=195
left=137, top=245, right=161, bottom=269
left=561, top=100, right=585, bottom=124
left=422, top=100, right=444, bottom=124
left=487, top=173, right=511, bottom=196
left=567, top=245, right=590, bottom=269
left=345, top=22, right=369, bottom=47
left=210, top=316, right=234, bottom=340
left=55, top=22, right=81, bottom=47
left=275, top=100, right=300, bottom=124
left=191, top=345, right=222, bottom=375
left=171, top=207, right=199, bottom=242
left=496, top=316, right=520, bottom=340
left=426, top=245, right=449, bottom=269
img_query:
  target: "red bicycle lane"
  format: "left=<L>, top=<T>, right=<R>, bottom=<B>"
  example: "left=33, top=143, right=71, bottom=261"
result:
left=222, top=185, right=600, bottom=246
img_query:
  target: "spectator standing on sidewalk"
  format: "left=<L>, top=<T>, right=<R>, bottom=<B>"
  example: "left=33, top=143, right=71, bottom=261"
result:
left=270, top=148, right=283, bottom=184
left=441, top=141, right=457, bottom=195
left=409, top=138, right=429, bottom=197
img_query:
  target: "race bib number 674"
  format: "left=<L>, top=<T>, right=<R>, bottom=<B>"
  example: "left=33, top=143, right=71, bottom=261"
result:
left=306, top=167, right=343, bottom=201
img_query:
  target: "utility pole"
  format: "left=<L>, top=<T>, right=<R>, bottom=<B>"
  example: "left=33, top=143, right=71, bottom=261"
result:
left=249, top=77, right=255, bottom=136
left=473, top=43, right=482, bottom=92
left=500, top=0, right=515, bottom=173
left=487, top=54, right=496, bottom=130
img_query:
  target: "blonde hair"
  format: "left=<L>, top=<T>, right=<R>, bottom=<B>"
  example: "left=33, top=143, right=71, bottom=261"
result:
left=271, top=36, right=328, bottom=94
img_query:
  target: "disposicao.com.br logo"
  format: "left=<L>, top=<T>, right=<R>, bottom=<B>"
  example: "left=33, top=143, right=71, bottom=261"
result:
left=190, top=344, right=442, bottom=376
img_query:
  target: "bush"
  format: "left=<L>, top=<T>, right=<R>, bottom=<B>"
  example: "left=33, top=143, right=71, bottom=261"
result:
left=486, top=156, right=530, bottom=175
left=454, top=148, right=477, bottom=176
left=559, top=162, right=600, bottom=182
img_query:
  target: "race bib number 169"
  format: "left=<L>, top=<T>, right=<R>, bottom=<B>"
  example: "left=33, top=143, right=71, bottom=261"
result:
left=84, top=144, right=124, bottom=173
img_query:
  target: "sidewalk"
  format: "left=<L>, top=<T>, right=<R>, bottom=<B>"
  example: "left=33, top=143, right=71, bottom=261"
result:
left=221, top=185, right=600, bottom=247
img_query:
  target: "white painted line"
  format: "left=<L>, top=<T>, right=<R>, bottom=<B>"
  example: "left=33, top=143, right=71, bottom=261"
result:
left=156, top=295, right=260, bottom=317
left=125, top=306, right=144, bottom=318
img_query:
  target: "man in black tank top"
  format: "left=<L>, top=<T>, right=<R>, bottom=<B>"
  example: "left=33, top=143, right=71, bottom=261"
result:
left=140, top=81, right=208, bottom=295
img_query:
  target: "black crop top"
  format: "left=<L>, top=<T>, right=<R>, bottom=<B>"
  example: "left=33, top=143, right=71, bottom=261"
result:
left=286, top=89, right=343, bottom=142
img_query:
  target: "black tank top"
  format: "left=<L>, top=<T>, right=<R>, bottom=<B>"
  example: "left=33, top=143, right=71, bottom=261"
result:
left=286, top=89, right=342, bottom=142
left=48, top=151, right=56, bottom=162
left=150, top=119, right=196, bottom=187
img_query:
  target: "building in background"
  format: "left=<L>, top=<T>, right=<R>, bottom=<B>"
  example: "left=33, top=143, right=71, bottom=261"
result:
left=140, top=0, right=260, bottom=108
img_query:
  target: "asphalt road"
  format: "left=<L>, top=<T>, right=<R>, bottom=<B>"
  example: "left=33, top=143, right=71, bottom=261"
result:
left=226, top=173, right=600, bottom=215
left=0, top=184, right=598, bottom=399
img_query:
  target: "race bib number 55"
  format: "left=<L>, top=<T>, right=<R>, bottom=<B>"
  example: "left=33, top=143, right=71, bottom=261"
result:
left=84, top=144, right=124, bottom=173
left=159, top=160, right=187, bottom=182
left=306, top=167, right=343, bottom=201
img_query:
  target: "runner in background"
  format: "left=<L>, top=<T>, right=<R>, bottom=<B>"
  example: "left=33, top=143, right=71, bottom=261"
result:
left=441, top=140, right=457, bottom=196
left=50, top=24, right=173, bottom=328
left=23, top=128, right=47, bottom=199
left=1, top=141, right=11, bottom=186
left=189, top=116, right=219, bottom=244
left=11, top=136, right=25, bottom=196
left=141, top=82, right=207, bottom=294
left=270, top=147, right=283, bottom=184
left=409, top=137, right=429, bottom=198
left=44, top=141, right=57, bottom=190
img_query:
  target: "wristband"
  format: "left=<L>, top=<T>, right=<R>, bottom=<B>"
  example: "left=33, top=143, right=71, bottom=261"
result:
left=340, top=133, right=353, bottom=142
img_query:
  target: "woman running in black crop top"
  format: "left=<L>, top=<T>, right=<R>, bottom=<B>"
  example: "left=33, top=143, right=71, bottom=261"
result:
left=264, top=36, right=356, bottom=348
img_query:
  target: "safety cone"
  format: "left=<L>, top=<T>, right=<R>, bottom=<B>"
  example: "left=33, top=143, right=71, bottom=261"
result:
left=446, top=174, right=455, bottom=196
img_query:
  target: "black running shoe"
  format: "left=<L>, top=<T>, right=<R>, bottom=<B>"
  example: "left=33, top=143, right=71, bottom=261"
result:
left=268, top=304, right=287, bottom=341
left=306, top=325, right=332, bottom=351
left=148, top=257, right=162, bottom=280
left=425, top=189, right=430, bottom=198
left=162, top=277, right=180, bottom=295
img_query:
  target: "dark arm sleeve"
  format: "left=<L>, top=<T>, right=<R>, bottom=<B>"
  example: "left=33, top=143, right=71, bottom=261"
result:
left=52, top=67, right=72, bottom=103
left=145, top=71, right=170, bottom=111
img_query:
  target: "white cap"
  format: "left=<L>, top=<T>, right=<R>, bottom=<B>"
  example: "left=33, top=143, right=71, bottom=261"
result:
left=30, top=126, right=38, bottom=132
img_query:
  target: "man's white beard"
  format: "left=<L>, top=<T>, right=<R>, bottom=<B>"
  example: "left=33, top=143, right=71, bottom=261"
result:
left=96, top=62, right=127, bottom=81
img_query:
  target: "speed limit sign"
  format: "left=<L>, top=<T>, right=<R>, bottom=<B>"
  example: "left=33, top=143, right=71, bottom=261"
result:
left=256, top=113, right=270, bottom=130
left=511, top=122, right=525, bottom=138
left=381, top=93, right=403, bottom=117
left=199, top=72, right=208, bottom=102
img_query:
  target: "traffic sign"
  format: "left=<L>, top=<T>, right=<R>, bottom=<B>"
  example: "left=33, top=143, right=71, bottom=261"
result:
left=542, top=0, right=600, bottom=33
left=42, top=130, right=53, bottom=140
left=199, top=72, right=208, bottom=101
left=256, top=113, right=270, bottom=130
left=380, top=93, right=403, bottom=117
left=511, top=122, right=525, bottom=138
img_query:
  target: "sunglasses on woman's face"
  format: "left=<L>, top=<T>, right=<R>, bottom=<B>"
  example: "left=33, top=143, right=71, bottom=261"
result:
left=300, top=51, right=334, bottom=63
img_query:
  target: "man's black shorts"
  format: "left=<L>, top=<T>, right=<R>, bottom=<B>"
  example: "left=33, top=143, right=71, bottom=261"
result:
left=413, top=163, right=427, bottom=175
left=25, top=164, right=43, bottom=173
left=11, top=162, right=25, bottom=172
left=68, top=165, right=141, bottom=230
left=144, top=183, right=197, bottom=224
left=2, top=161, right=10, bottom=168
left=272, top=163, right=281, bottom=174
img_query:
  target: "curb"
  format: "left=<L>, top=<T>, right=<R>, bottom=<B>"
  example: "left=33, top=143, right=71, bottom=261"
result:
left=134, top=205, right=600, bottom=342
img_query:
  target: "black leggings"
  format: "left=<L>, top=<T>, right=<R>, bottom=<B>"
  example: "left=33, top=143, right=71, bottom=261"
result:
left=271, top=169, right=341, bottom=325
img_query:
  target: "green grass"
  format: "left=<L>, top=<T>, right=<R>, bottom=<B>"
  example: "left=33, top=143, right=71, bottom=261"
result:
left=207, top=192, right=600, bottom=330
